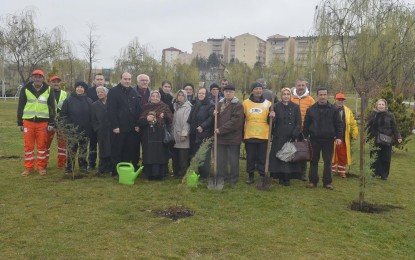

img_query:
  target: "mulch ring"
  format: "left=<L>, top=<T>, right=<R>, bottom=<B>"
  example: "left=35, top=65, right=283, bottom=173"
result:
left=0, top=155, right=20, bottom=160
left=155, top=206, right=194, bottom=220
left=350, top=201, right=403, bottom=213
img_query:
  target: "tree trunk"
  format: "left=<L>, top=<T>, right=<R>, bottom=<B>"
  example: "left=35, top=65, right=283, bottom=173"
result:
left=359, top=92, right=367, bottom=209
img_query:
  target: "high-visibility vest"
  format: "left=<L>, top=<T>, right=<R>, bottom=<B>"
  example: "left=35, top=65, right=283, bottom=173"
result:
left=22, top=87, right=51, bottom=119
left=56, top=90, right=67, bottom=111
left=243, top=99, right=271, bottom=140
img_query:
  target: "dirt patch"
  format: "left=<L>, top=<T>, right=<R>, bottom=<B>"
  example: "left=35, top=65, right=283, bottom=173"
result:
left=350, top=201, right=403, bottom=213
left=0, top=155, right=20, bottom=160
left=155, top=206, right=194, bottom=220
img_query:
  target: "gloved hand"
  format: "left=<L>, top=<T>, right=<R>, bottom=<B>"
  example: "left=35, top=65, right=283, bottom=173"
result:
left=47, top=125, right=54, bottom=132
left=18, top=126, right=24, bottom=132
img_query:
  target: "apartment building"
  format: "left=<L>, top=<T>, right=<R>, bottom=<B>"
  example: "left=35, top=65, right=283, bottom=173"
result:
left=234, top=33, right=266, bottom=67
left=162, top=47, right=183, bottom=65
left=192, top=41, right=211, bottom=59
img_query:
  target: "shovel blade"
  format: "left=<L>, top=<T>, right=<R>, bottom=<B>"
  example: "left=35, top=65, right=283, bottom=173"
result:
left=256, top=176, right=272, bottom=191
left=207, top=177, right=224, bottom=190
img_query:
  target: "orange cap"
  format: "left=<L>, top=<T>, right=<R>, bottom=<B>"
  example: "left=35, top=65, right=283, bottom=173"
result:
left=335, top=93, right=346, bottom=100
left=32, top=69, right=45, bottom=77
left=50, top=75, right=61, bottom=82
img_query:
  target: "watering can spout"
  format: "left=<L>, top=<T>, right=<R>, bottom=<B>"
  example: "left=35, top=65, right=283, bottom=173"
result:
left=134, top=166, right=144, bottom=177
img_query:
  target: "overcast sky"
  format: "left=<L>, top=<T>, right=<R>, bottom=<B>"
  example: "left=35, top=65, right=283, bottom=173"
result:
left=2, top=0, right=414, bottom=68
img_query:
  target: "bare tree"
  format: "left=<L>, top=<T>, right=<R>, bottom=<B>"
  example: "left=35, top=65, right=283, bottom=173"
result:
left=80, top=23, right=99, bottom=85
left=0, top=8, right=65, bottom=84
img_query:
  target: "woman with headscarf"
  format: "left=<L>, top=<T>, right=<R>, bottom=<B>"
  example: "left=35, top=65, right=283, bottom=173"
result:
left=139, top=90, right=173, bottom=180
left=172, top=90, right=192, bottom=178
left=91, top=86, right=111, bottom=176
left=269, top=88, right=302, bottom=186
left=366, top=99, right=402, bottom=180
left=60, top=81, right=93, bottom=174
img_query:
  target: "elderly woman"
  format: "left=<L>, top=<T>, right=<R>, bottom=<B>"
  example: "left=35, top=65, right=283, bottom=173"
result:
left=60, top=81, right=93, bottom=174
left=269, top=88, right=302, bottom=186
left=91, top=86, right=111, bottom=176
left=366, top=99, right=402, bottom=180
left=139, top=90, right=173, bottom=180
left=171, top=90, right=192, bottom=178
left=187, top=87, right=214, bottom=178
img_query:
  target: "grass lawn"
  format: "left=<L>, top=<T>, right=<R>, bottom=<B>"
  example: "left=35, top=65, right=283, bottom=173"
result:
left=1, top=100, right=414, bottom=259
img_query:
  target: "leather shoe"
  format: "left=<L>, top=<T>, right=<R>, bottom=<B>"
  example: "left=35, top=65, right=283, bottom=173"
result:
left=245, top=178, right=254, bottom=185
left=323, top=183, right=334, bottom=190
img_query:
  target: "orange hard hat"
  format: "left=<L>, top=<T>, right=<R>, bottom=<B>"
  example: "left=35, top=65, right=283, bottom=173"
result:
left=335, top=93, right=346, bottom=100
left=50, top=75, right=61, bottom=82
left=32, top=69, right=45, bottom=77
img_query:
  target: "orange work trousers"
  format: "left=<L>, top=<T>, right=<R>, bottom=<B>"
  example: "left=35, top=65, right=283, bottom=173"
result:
left=332, top=140, right=347, bottom=176
left=45, top=129, right=67, bottom=168
left=23, top=120, right=49, bottom=170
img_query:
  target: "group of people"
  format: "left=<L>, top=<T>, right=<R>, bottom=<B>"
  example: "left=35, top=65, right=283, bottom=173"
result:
left=17, top=70, right=403, bottom=189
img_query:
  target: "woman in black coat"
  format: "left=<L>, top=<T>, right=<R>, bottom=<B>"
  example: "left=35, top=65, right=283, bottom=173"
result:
left=269, top=88, right=302, bottom=186
left=187, top=87, right=214, bottom=178
left=91, top=86, right=111, bottom=176
left=60, top=81, right=93, bottom=174
left=139, top=90, right=173, bottom=180
left=159, top=80, right=174, bottom=113
left=366, top=99, right=402, bottom=180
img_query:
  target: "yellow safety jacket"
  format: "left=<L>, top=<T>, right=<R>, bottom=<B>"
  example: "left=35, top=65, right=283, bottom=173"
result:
left=22, top=87, right=51, bottom=119
left=56, top=90, right=68, bottom=112
left=243, top=98, right=272, bottom=140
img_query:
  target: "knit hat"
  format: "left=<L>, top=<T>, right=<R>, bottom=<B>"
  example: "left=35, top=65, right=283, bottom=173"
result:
left=75, top=81, right=89, bottom=91
left=210, top=83, right=219, bottom=91
left=250, top=82, right=263, bottom=92
left=223, top=84, right=235, bottom=91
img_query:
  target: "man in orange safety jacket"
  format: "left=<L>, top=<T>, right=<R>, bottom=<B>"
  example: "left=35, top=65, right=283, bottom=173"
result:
left=45, top=75, right=67, bottom=169
left=17, top=70, right=56, bottom=176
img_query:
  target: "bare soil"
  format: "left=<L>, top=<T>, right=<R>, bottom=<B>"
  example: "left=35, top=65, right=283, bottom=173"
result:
left=155, top=206, right=194, bottom=220
left=350, top=201, right=403, bottom=213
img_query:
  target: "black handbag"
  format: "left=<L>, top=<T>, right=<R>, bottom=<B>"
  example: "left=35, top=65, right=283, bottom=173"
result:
left=377, top=133, right=392, bottom=146
left=163, top=124, right=175, bottom=146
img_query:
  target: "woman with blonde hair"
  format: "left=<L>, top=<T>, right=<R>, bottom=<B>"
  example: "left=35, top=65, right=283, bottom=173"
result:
left=366, top=99, right=402, bottom=180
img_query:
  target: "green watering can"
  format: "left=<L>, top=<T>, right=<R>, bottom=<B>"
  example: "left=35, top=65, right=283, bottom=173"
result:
left=116, top=162, right=143, bottom=185
left=186, top=171, right=200, bottom=188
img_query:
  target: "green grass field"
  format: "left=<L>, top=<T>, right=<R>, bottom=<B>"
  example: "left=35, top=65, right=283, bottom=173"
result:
left=1, top=100, right=414, bottom=259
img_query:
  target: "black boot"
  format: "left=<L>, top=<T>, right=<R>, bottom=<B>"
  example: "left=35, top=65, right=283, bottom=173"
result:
left=245, top=173, right=254, bottom=184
